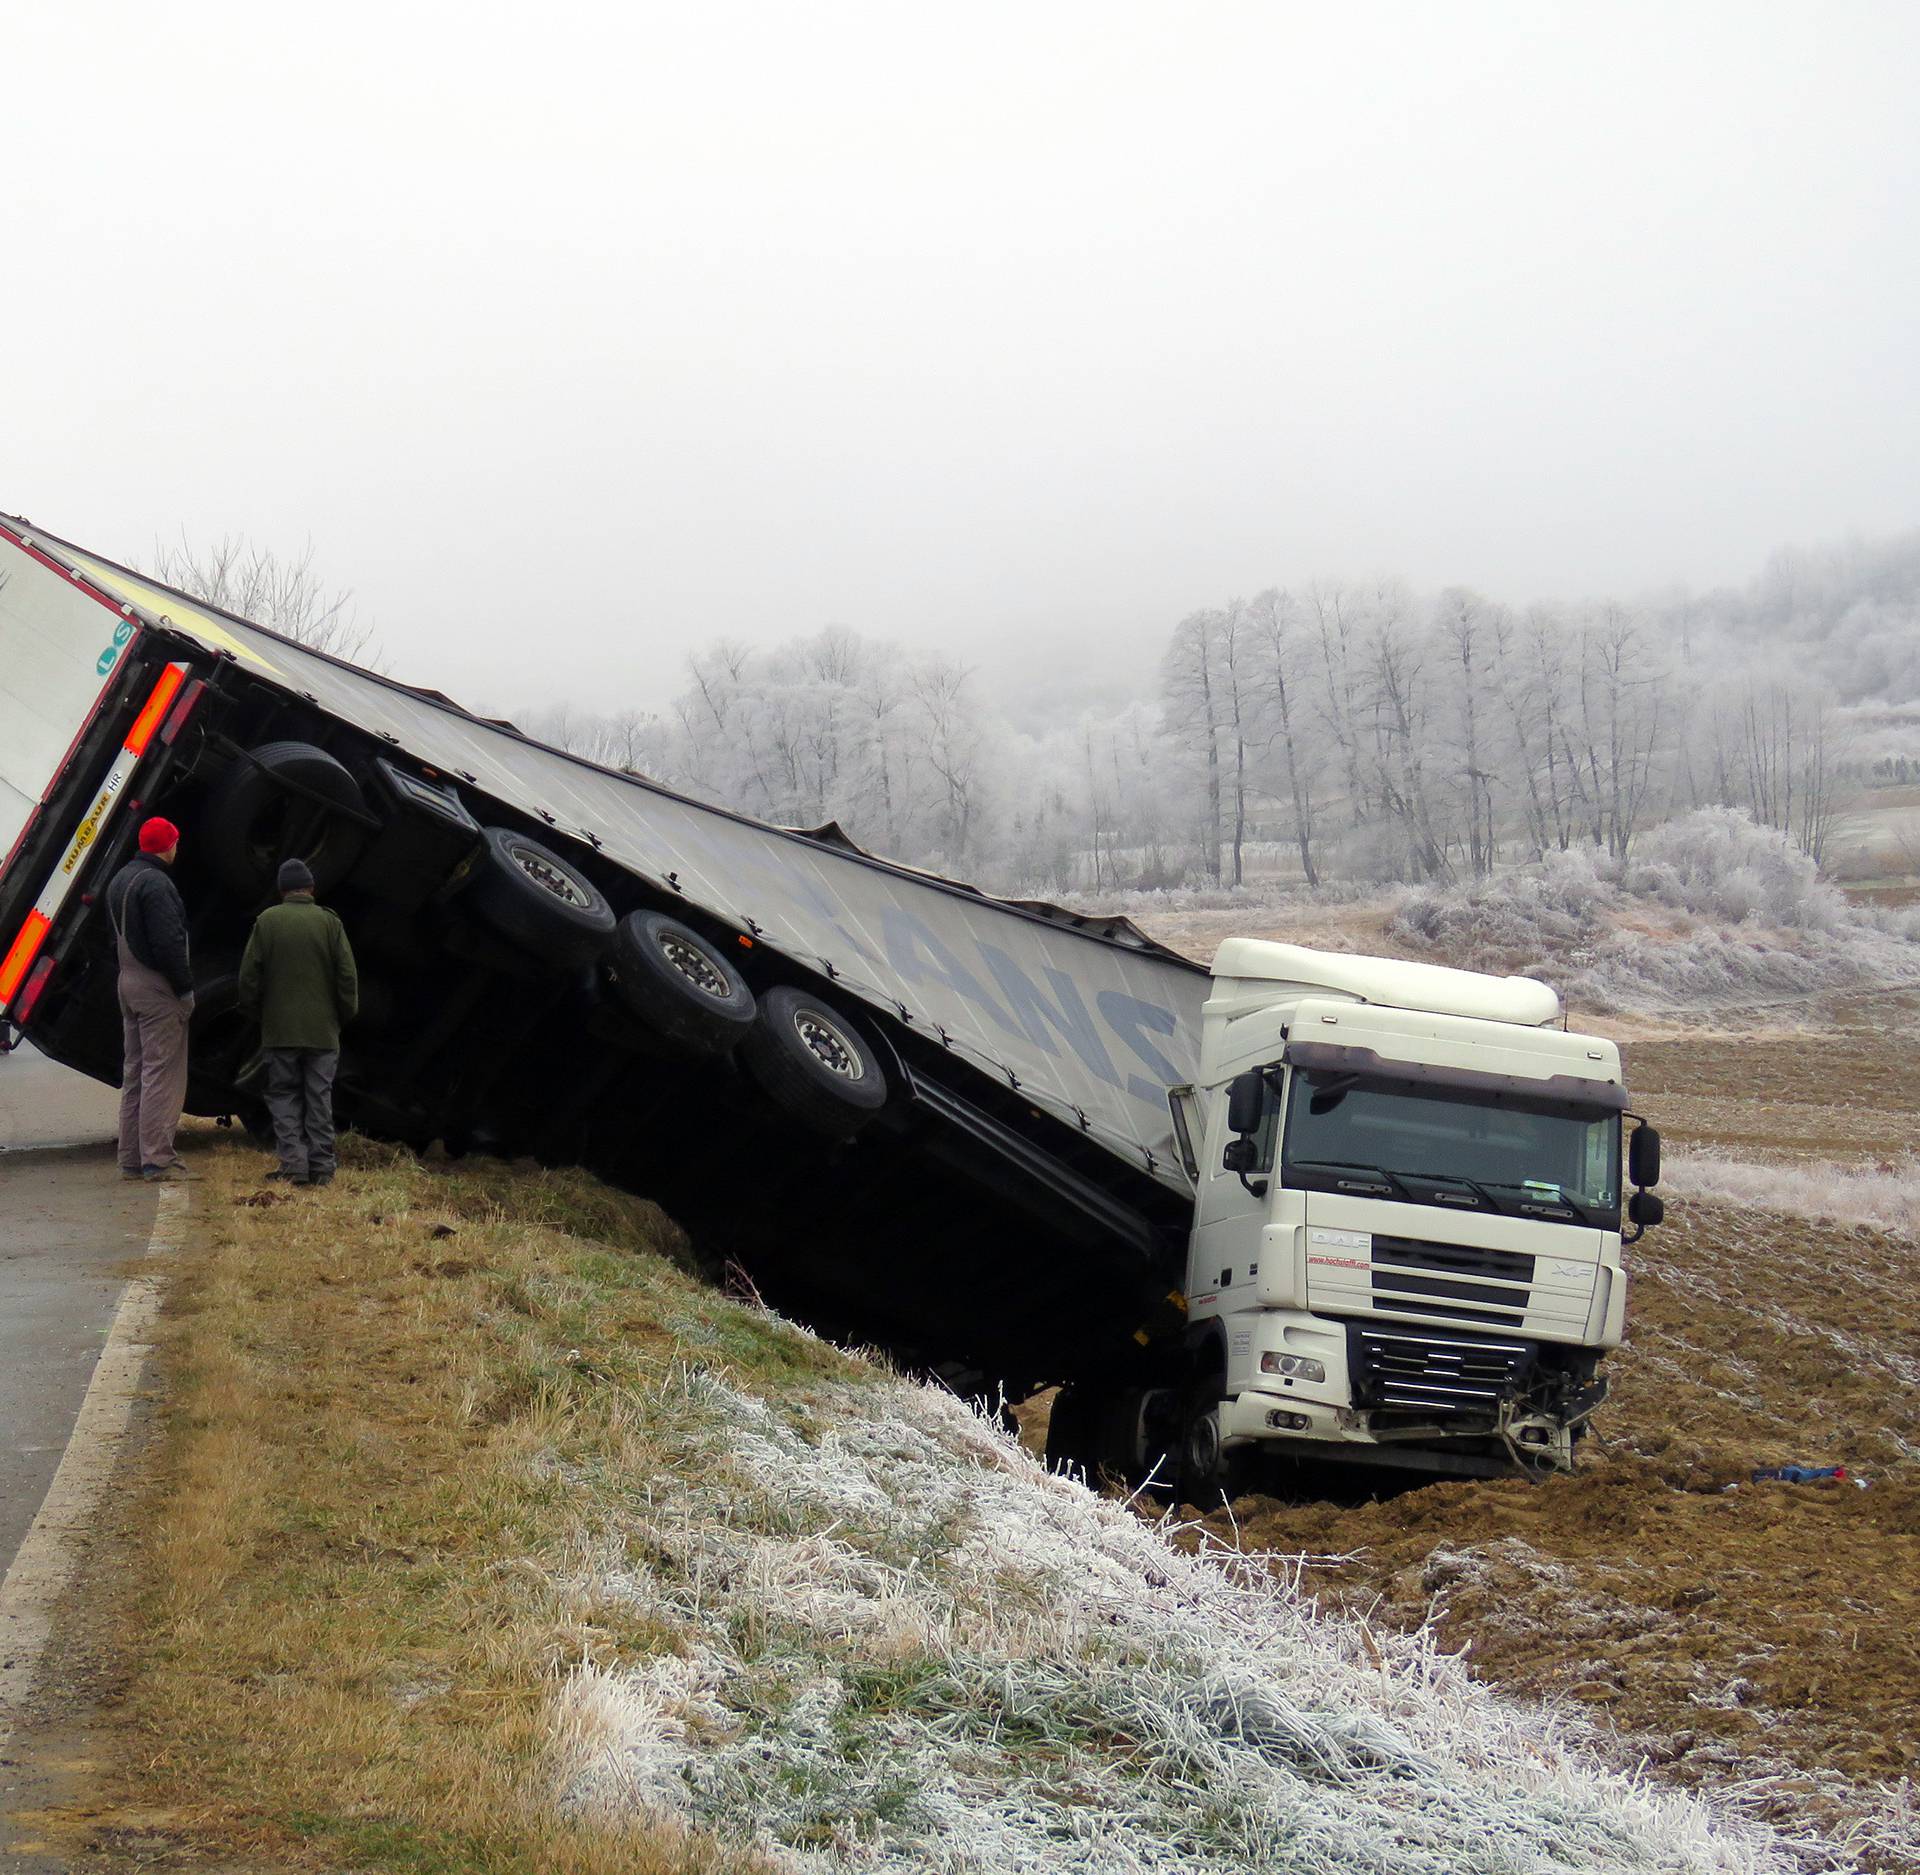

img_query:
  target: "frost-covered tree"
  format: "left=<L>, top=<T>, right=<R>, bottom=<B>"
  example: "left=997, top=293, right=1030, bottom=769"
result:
left=146, top=534, right=377, bottom=664
left=519, top=522, right=1918, bottom=895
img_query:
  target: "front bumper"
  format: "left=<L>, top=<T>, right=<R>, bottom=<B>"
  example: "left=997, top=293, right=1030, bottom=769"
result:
left=1223, top=1319, right=1606, bottom=1471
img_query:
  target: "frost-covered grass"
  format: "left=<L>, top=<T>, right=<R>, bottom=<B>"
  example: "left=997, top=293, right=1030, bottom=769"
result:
left=112, top=1128, right=1853, bottom=1875
left=556, top=1366, right=1808, bottom=1874
left=1390, top=812, right=1920, bottom=1013
left=1665, top=1150, right=1920, bottom=1238
left=1058, top=876, right=1382, bottom=918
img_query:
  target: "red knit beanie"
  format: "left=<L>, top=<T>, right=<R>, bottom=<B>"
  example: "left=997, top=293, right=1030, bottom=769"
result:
left=138, top=816, right=180, bottom=855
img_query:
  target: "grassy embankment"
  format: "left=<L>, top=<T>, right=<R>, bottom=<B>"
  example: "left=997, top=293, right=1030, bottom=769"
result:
left=48, top=1128, right=1796, bottom=1875
left=77, top=1128, right=806, bottom=1873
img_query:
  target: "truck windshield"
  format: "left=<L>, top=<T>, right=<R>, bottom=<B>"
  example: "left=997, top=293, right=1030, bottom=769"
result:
left=1282, top=1072, right=1622, bottom=1220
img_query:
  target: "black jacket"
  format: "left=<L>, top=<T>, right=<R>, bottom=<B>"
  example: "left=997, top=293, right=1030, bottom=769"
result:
left=106, top=856, right=193, bottom=995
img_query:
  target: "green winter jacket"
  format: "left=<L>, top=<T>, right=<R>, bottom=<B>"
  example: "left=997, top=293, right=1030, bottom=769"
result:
left=238, top=895, right=360, bottom=1051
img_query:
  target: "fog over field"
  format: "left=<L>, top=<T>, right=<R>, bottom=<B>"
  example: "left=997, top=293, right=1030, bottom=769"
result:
left=511, top=528, right=1920, bottom=897
left=6, top=4, right=1918, bottom=777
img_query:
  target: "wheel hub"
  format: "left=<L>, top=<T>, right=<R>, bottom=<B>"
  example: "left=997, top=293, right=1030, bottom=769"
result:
left=793, top=1008, right=863, bottom=1080
left=1186, top=1405, right=1222, bottom=1483
left=510, top=842, right=591, bottom=909
left=657, top=931, right=729, bottom=998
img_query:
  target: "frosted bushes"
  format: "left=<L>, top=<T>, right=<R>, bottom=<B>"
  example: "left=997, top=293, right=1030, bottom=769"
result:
left=1666, top=1150, right=1920, bottom=1238
left=1564, top=922, right=1913, bottom=1013
left=554, top=1366, right=1805, bottom=1872
left=1621, top=810, right=1849, bottom=932
left=1389, top=811, right=1920, bottom=1011
left=1058, top=877, right=1382, bottom=919
left=1878, top=900, right=1920, bottom=944
left=1391, top=848, right=1614, bottom=975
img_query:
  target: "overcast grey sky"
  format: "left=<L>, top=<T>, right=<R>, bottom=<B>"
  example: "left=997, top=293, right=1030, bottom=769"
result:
left=6, top=3, right=1916, bottom=713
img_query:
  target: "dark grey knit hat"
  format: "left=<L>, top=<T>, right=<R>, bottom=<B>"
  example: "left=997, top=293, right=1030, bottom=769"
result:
left=277, top=857, right=316, bottom=895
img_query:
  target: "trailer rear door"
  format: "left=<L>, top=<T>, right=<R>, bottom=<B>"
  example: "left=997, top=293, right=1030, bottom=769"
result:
left=0, top=526, right=140, bottom=879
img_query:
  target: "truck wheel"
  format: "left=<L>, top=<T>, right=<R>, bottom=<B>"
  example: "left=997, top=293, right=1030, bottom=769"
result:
left=460, top=827, right=616, bottom=970
left=1177, top=1369, right=1245, bottom=1508
left=233, top=1095, right=274, bottom=1146
left=202, top=740, right=372, bottom=901
left=183, top=965, right=253, bottom=1111
left=1043, top=1385, right=1098, bottom=1482
left=606, top=911, right=756, bottom=1055
left=742, top=984, right=888, bottom=1140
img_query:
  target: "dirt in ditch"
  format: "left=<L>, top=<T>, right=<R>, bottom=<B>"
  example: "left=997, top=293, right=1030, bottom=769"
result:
left=1180, top=989, right=1920, bottom=1866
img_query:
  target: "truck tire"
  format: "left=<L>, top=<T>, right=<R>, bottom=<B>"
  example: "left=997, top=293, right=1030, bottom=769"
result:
left=741, top=983, right=888, bottom=1140
left=234, top=1096, right=274, bottom=1146
left=606, top=911, right=756, bottom=1055
left=1177, top=1367, right=1245, bottom=1508
left=184, top=963, right=254, bottom=1112
left=202, top=740, right=372, bottom=901
left=1044, top=1385, right=1098, bottom=1482
left=1046, top=1382, right=1158, bottom=1488
left=460, top=827, right=616, bottom=970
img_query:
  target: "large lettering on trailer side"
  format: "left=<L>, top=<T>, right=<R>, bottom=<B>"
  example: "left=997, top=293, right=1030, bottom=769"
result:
left=597, top=800, right=1205, bottom=1167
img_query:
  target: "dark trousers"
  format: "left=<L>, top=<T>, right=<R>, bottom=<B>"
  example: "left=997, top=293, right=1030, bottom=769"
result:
left=263, top=1047, right=339, bottom=1180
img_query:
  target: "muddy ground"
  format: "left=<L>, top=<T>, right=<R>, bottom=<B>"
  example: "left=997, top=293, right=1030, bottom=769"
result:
left=1123, top=893, right=1920, bottom=1865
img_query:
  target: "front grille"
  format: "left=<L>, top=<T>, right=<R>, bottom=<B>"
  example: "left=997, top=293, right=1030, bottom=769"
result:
left=1372, top=1291, right=1530, bottom=1325
left=1349, top=1323, right=1537, bottom=1415
left=1371, top=1269, right=1528, bottom=1309
left=1373, top=1235, right=1535, bottom=1284
left=1364, top=1232, right=1531, bottom=1325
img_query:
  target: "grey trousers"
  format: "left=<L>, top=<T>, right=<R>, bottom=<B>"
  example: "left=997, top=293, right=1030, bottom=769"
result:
left=118, top=955, right=192, bottom=1173
left=263, top=1047, right=339, bottom=1180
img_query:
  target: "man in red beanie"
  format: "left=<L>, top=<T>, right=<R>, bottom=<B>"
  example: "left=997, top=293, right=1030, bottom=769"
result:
left=106, top=816, right=196, bottom=1179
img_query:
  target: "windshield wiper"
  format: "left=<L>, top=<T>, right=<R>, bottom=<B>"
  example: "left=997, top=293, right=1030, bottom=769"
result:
left=1484, top=1180, right=1605, bottom=1225
left=1288, top=1158, right=1418, bottom=1203
left=1402, top=1169, right=1505, bottom=1212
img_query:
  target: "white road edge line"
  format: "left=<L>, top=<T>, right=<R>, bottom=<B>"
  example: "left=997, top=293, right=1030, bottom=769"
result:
left=0, top=1180, right=187, bottom=1737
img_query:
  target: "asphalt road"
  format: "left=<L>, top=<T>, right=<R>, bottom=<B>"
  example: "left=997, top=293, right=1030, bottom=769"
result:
left=0, top=1047, right=156, bottom=1578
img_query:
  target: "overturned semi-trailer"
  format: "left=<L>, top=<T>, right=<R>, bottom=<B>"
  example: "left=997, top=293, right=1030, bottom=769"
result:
left=2, top=513, right=1661, bottom=1489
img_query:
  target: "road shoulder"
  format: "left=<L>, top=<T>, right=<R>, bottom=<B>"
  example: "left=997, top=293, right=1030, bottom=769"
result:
left=0, top=1178, right=185, bottom=1870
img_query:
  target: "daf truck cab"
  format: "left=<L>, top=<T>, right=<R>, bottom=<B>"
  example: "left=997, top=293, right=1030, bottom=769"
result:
left=1050, top=940, right=1662, bottom=1493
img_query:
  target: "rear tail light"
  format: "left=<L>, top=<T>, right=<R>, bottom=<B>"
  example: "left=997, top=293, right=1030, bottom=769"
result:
left=0, top=909, right=52, bottom=1010
left=123, top=662, right=187, bottom=756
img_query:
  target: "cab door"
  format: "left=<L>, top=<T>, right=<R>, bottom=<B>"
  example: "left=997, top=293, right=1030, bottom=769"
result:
left=1188, top=1075, right=1279, bottom=1323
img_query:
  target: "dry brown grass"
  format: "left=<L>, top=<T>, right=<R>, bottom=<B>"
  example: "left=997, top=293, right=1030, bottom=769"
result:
left=76, top=1127, right=846, bottom=1873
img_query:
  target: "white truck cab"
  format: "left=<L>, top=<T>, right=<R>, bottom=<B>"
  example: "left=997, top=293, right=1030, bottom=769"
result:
left=1159, top=939, right=1660, bottom=1490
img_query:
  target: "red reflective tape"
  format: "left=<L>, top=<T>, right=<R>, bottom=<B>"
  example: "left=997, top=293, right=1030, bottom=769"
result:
left=160, top=677, right=207, bottom=745
left=0, top=910, right=52, bottom=1004
left=12, top=955, right=57, bottom=1025
left=124, top=663, right=187, bottom=756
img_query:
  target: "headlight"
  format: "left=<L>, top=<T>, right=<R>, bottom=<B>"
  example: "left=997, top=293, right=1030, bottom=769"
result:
left=1261, top=1352, right=1326, bottom=1383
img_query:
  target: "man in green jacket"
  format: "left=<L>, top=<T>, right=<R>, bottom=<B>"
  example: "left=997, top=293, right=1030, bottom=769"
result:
left=239, top=858, right=359, bottom=1186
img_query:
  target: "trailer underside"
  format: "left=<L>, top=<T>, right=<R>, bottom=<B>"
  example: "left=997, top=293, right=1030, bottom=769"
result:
left=13, top=632, right=1192, bottom=1394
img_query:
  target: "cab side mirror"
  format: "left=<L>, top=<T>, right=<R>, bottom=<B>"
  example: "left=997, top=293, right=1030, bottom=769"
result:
left=1628, top=1124, right=1662, bottom=1189
left=1227, top=1069, right=1265, bottom=1138
left=1628, top=1189, right=1665, bottom=1230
